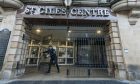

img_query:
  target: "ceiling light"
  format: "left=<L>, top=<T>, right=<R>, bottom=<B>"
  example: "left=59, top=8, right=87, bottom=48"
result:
left=67, top=38, right=71, bottom=41
left=97, top=30, right=101, bottom=34
left=36, top=29, right=41, bottom=33
left=68, top=30, right=72, bottom=33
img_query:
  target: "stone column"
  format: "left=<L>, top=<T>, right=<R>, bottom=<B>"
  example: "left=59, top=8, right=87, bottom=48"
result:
left=1, top=17, right=28, bottom=79
left=0, top=15, right=3, bottom=24
left=0, top=7, right=4, bottom=14
left=105, top=28, right=114, bottom=77
left=109, top=20, right=127, bottom=79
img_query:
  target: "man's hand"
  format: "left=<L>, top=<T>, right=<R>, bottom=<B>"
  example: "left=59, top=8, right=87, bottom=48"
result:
left=46, top=54, right=50, bottom=58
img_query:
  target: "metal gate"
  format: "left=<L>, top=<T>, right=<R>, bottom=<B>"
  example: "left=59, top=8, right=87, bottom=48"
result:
left=65, top=26, right=114, bottom=78
left=23, top=19, right=115, bottom=78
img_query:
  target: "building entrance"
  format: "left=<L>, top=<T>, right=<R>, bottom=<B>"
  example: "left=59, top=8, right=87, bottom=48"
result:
left=18, top=19, right=115, bottom=78
left=76, top=38, right=107, bottom=67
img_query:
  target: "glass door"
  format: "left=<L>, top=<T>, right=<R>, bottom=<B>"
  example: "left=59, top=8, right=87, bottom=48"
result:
left=58, top=41, right=74, bottom=65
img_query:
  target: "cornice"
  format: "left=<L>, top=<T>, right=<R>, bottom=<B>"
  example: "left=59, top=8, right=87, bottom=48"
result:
left=0, top=0, right=23, bottom=9
left=111, top=0, right=140, bottom=12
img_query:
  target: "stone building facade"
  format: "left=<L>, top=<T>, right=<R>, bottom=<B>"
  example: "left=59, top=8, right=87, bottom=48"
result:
left=0, top=0, right=140, bottom=80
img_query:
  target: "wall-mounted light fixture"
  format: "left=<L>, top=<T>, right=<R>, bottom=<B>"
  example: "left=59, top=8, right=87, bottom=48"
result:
left=64, top=0, right=72, bottom=42
left=64, top=0, right=72, bottom=7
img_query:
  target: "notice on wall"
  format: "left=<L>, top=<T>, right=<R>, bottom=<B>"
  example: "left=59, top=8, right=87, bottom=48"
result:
left=18, top=5, right=117, bottom=20
left=124, top=49, right=128, bottom=53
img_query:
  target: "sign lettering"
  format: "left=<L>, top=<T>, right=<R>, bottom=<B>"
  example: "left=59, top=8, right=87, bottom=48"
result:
left=19, top=5, right=116, bottom=20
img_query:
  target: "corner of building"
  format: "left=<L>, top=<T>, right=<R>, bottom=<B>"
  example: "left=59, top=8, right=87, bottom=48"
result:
left=116, top=9, right=140, bottom=80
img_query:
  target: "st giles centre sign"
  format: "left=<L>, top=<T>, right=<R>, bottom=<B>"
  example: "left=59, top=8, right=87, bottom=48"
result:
left=19, top=5, right=116, bottom=20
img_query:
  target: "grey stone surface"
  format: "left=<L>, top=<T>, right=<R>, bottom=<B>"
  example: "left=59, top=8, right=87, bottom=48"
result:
left=7, top=80, right=129, bottom=84
left=0, top=80, right=8, bottom=84
left=130, top=80, right=140, bottom=84
left=2, top=80, right=140, bottom=84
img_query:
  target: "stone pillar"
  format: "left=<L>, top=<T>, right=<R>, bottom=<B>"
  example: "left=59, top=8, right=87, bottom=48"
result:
left=0, top=7, right=4, bottom=14
left=1, top=17, right=27, bottom=79
left=109, top=20, right=127, bottom=80
left=0, top=15, right=3, bottom=26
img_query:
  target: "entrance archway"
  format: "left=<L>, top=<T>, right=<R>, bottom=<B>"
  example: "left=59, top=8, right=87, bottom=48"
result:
left=14, top=18, right=118, bottom=79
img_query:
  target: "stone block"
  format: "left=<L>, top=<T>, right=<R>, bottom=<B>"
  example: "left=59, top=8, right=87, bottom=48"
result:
left=16, top=19, right=23, bottom=25
left=8, top=48, right=17, bottom=54
left=2, top=70, right=12, bottom=79
left=13, top=30, right=22, bottom=36
left=116, top=50, right=123, bottom=56
left=107, top=57, right=112, bottom=62
left=11, top=35, right=22, bottom=42
left=114, top=44, right=121, bottom=50
left=15, top=25, right=25, bottom=32
left=128, top=1, right=137, bottom=6
left=118, top=70, right=127, bottom=80
left=112, top=38, right=120, bottom=43
left=112, top=56, right=116, bottom=62
left=111, top=27, right=118, bottom=32
left=5, top=62, right=14, bottom=69
left=117, top=56, right=124, bottom=63
left=15, top=55, right=21, bottom=61
left=7, top=55, right=15, bottom=62
left=111, top=44, right=121, bottom=50
left=117, top=63, right=126, bottom=70
left=16, top=49, right=23, bottom=55
left=110, top=44, right=114, bottom=49
left=15, top=25, right=23, bottom=31
left=112, top=50, right=116, bottom=56
left=0, top=15, right=16, bottom=31
left=110, top=22, right=117, bottom=27
left=18, top=42, right=24, bottom=49
left=10, top=41, right=19, bottom=48
left=112, top=32, right=119, bottom=38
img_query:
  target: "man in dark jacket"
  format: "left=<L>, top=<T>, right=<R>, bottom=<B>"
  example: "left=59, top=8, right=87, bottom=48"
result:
left=44, top=45, right=60, bottom=73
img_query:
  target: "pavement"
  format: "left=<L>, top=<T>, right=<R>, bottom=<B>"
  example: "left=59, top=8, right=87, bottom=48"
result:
left=130, top=80, right=140, bottom=84
left=0, top=80, right=139, bottom=84
left=0, top=80, right=7, bottom=84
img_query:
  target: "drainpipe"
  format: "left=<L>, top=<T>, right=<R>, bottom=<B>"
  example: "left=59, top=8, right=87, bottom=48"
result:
left=0, top=0, right=23, bottom=9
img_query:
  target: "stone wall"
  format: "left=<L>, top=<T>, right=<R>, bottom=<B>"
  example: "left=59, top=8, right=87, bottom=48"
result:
left=108, top=21, right=127, bottom=80
left=0, top=8, right=29, bottom=79
left=0, top=14, right=2, bottom=26
left=0, top=6, right=140, bottom=80
left=1, top=17, right=28, bottom=79
left=0, top=9, right=17, bottom=79
left=0, top=6, right=3, bottom=27
left=117, top=11, right=140, bottom=80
